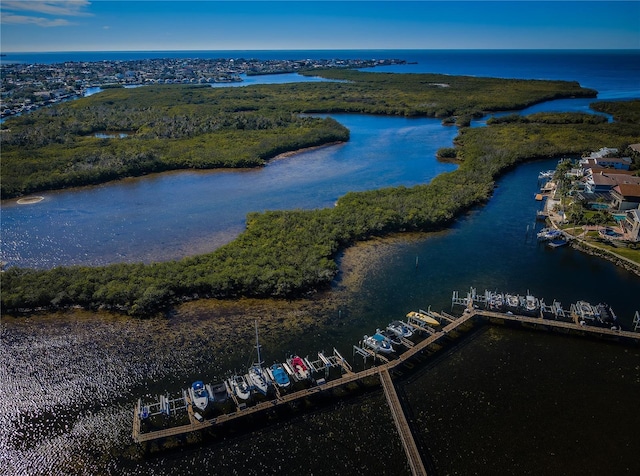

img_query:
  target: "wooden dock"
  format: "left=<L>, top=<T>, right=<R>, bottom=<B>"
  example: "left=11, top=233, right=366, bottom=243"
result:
left=133, top=304, right=639, bottom=474
left=379, top=368, right=427, bottom=476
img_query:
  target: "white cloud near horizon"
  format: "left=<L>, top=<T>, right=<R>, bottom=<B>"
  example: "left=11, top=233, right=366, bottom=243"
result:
left=1, top=13, right=73, bottom=27
left=1, top=1, right=91, bottom=27
left=2, top=1, right=92, bottom=16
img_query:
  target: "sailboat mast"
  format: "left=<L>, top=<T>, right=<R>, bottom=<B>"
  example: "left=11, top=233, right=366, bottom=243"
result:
left=254, top=320, right=262, bottom=365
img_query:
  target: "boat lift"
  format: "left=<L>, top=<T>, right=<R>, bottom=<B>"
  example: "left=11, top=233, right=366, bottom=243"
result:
left=451, top=287, right=485, bottom=309
left=136, top=393, right=188, bottom=420
left=307, top=348, right=353, bottom=378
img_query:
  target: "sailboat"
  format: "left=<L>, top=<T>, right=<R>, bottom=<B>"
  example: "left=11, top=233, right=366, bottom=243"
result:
left=246, top=320, right=270, bottom=396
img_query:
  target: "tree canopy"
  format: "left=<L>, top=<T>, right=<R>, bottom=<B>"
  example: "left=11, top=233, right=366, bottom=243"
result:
left=3, top=102, right=639, bottom=316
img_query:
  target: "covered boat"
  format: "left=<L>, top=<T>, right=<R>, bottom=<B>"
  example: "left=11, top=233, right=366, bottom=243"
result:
left=286, top=355, right=311, bottom=381
left=268, top=363, right=291, bottom=388
left=363, top=333, right=395, bottom=354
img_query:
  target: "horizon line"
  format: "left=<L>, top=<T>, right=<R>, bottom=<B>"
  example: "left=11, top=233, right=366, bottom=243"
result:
left=3, top=47, right=640, bottom=54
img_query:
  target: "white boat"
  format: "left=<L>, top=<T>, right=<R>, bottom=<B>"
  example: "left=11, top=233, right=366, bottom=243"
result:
left=189, top=380, right=209, bottom=411
left=486, top=292, right=505, bottom=312
left=228, top=374, right=252, bottom=400
left=246, top=320, right=270, bottom=396
left=286, top=355, right=311, bottom=381
left=386, top=320, right=413, bottom=338
left=523, top=294, right=540, bottom=315
left=505, top=294, right=520, bottom=311
left=537, top=228, right=564, bottom=241
left=247, top=366, right=269, bottom=395
left=363, top=333, right=395, bottom=354
left=575, top=300, right=597, bottom=321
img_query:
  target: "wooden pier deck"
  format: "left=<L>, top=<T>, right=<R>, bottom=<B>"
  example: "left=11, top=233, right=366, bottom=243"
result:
left=133, top=305, right=639, bottom=473
left=379, top=368, right=427, bottom=476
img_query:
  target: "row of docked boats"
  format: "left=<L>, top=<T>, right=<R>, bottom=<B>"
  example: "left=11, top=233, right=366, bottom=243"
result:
left=480, top=289, right=620, bottom=329
left=189, top=321, right=314, bottom=411
left=190, top=354, right=313, bottom=410
left=361, top=312, right=441, bottom=354
left=486, top=290, right=541, bottom=317
left=226, top=354, right=313, bottom=401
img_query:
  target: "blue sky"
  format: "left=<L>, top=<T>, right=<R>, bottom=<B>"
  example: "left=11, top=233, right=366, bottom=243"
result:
left=1, top=1, right=639, bottom=52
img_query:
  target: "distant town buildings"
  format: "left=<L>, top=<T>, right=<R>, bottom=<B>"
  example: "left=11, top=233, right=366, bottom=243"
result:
left=0, top=57, right=405, bottom=118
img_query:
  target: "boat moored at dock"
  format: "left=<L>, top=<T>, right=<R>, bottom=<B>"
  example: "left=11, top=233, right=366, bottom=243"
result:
left=486, top=291, right=505, bottom=312
left=208, top=382, right=229, bottom=403
left=189, top=381, right=209, bottom=412
left=386, top=320, right=414, bottom=338
left=267, top=363, right=291, bottom=388
left=363, top=333, right=395, bottom=354
left=228, top=374, right=252, bottom=400
left=286, top=355, right=311, bottom=381
left=406, top=311, right=439, bottom=326
left=246, top=320, right=271, bottom=396
left=521, top=294, right=541, bottom=316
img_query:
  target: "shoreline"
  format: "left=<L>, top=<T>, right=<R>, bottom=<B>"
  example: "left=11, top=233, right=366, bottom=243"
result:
left=269, top=141, right=345, bottom=162
left=16, top=196, right=44, bottom=205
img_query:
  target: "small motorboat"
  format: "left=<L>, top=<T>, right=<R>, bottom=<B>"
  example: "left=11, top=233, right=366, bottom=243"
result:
left=267, top=363, right=291, bottom=388
left=208, top=382, right=229, bottom=403
left=286, top=355, right=311, bottom=381
left=386, top=320, right=413, bottom=338
left=189, top=380, right=209, bottom=412
left=486, top=292, right=505, bottom=312
left=363, top=333, right=395, bottom=354
left=523, top=294, right=540, bottom=315
left=406, top=311, right=439, bottom=326
left=228, top=374, right=252, bottom=400
left=505, top=294, right=520, bottom=312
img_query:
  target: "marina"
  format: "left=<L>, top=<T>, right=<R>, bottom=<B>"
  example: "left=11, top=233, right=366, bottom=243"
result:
left=3, top=50, right=639, bottom=476
left=132, top=289, right=639, bottom=476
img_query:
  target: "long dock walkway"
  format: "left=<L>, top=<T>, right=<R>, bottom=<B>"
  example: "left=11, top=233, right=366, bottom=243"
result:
left=133, top=304, right=640, bottom=475
left=379, top=367, right=427, bottom=476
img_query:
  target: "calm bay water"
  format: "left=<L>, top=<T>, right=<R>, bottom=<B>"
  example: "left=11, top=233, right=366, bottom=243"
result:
left=1, top=114, right=457, bottom=268
left=1, top=50, right=639, bottom=475
left=3, top=50, right=640, bottom=268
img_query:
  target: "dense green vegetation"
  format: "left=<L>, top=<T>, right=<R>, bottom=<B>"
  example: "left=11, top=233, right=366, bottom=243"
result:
left=591, top=99, right=640, bottom=125
left=3, top=102, right=639, bottom=316
left=1, top=71, right=595, bottom=198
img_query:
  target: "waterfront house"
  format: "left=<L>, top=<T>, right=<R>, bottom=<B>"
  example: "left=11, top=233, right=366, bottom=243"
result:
left=621, top=209, right=640, bottom=242
left=577, top=172, right=640, bottom=209
left=583, top=172, right=640, bottom=194
left=579, top=147, right=632, bottom=171
left=611, top=184, right=640, bottom=211
left=580, top=157, right=632, bottom=170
